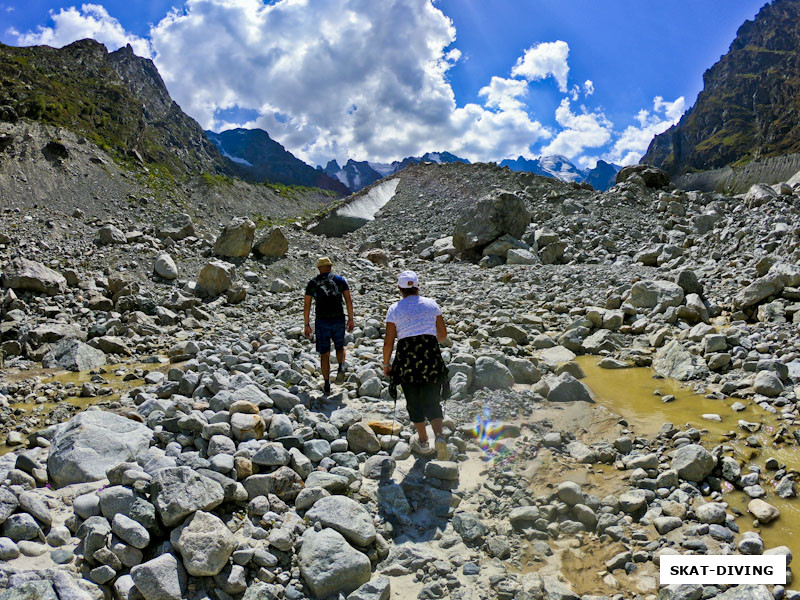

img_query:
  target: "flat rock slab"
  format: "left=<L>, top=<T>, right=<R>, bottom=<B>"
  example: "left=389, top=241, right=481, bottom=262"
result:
left=538, top=346, right=577, bottom=365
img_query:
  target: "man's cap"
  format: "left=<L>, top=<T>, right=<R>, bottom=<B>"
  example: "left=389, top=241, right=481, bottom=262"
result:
left=397, top=270, right=419, bottom=288
left=317, top=256, right=332, bottom=268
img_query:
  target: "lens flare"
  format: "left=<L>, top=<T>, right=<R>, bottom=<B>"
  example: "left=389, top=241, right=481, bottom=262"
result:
left=471, top=407, right=515, bottom=461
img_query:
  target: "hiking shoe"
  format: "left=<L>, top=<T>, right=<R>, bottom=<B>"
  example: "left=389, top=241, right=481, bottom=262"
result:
left=410, top=433, right=435, bottom=456
left=323, top=380, right=331, bottom=396
left=435, top=435, right=449, bottom=460
left=335, top=367, right=346, bottom=384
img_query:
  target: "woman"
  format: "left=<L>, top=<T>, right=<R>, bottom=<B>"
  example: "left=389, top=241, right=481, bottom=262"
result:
left=383, top=270, right=449, bottom=459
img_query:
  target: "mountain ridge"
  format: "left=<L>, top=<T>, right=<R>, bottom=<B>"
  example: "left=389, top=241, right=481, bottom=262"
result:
left=206, top=128, right=349, bottom=194
left=641, top=0, right=800, bottom=175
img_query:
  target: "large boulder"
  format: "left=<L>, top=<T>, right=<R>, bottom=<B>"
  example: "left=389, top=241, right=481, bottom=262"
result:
left=47, top=411, right=153, bottom=487
left=453, top=190, right=531, bottom=252
left=130, top=553, right=187, bottom=600
left=745, top=183, right=778, bottom=208
left=150, top=467, right=225, bottom=527
left=2, top=258, right=67, bottom=296
left=97, top=225, right=127, bottom=245
left=42, top=338, right=106, bottom=371
left=253, top=227, right=289, bottom=258
left=473, top=357, right=514, bottom=390
left=156, top=213, right=194, bottom=241
left=196, top=260, right=235, bottom=297
left=170, top=511, right=235, bottom=576
left=305, top=495, right=376, bottom=547
left=615, top=165, right=669, bottom=188
left=629, top=280, right=684, bottom=309
left=734, top=273, right=785, bottom=310
left=214, top=218, right=255, bottom=258
left=653, top=340, right=709, bottom=381
left=298, top=528, right=371, bottom=598
left=547, top=373, right=594, bottom=403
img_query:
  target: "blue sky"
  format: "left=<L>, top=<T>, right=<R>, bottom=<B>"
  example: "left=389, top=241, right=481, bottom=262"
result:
left=0, top=0, right=765, bottom=168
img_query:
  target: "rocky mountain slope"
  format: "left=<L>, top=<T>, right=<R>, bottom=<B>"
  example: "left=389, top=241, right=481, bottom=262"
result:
left=206, top=129, right=349, bottom=195
left=642, top=0, right=800, bottom=176
left=0, top=39, right=229, bottom=177
left=0, top=40, right=341, bottom=225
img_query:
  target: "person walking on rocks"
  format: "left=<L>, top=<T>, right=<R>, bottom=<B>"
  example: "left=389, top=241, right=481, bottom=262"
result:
left=383, top=270, right=450, bottom=459
left=304, top=256, right=354, bottom=395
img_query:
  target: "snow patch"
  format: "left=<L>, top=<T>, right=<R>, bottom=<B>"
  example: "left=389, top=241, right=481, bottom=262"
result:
left=337, top=179, right=400, bottom=221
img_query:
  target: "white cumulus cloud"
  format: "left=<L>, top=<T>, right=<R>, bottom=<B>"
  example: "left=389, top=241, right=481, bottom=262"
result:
left=510, top=40, right=570, bottom=92
left=478, top=76, right=529, bottom=112
left=10, top=3, right=152, bottom=57
left=603, top=95, right=686, bottom=166
left=146, top=0, right=550, bottom=165
left=539, top=98, right=612, bottom=159
left=584, top=80, right=594, bottom=96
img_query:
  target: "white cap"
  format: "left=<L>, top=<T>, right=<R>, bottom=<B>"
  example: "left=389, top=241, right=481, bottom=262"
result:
left=397, top=270, right=419, bottom=289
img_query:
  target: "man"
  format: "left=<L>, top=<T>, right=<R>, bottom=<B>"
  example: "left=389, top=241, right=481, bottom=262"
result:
left=304, top=256, right=354, bottom=395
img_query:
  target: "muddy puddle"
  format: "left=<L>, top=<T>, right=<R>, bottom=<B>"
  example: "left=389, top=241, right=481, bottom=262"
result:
left=575, top=355, right=800, bottom=563
left=0, top=359, right=170, bottom=454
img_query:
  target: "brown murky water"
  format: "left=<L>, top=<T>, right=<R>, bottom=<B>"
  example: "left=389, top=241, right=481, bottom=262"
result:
left=575, top=355, right=800, bottom=562
left=1, top=360, right=170, bottom=454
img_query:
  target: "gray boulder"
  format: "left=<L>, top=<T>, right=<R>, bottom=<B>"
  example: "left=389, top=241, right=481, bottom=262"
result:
left=130, top=553, right=186, bottom=600
left=298, top=528, right=371, bottom=598
left=615, top=165, right=669, bottom=188
left=305, top=495, right=377, bottom=547
left=170, top=511, right=235, bottom=576
left=629, top=280, right=684, bottom=309
left=48, top=411, right=153, bottom=487
left=453, top=189, right=531, bottom=252
left=42, top=338, right=106, bottom=372
left=214, top=218, right=255, bottom=258
left=2, top=258, right=67, bottom=296
left=506, top=248, right=540, bottom=265
left=671, top=444, right=715, bottom=482
left=653, top=340, right=709, bottom=381
left=547, top=373, right=594, bottom=403
left=196, top=260, right=235, bottom=297
left=712, top=585, right=773, bottom=600
left=154, top=253, right=178, bottom=280
left=156, top=213, right=194, bottom=241
left=734, top=273, right=785, bottom=310
left=150, top=467, right=225, bottom=526
left=474, top=357, right=514, bottom=390
left=753, top=370, right=784, bottom=397
left=347, top=423, right=380, bottom=453
left=347, top=577, right=391, bottom=600
left=97, top=225, right=126, bottom=245
left=452, top=512, right=487, bottom=544
left=253, top=227, right=289, bottom=257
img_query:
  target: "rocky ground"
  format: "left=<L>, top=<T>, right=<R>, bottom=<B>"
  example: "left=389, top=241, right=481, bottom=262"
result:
left=1, top=162, right=800, bottom=600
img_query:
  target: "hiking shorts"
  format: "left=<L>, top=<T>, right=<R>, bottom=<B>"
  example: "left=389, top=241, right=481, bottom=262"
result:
left=402, top=381, right=443, bottom=424
left=315, top=318, right=346, bottom=354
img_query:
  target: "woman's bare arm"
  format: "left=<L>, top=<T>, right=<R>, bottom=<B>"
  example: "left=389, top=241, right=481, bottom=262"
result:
left=435, top=315, right=447, bottom=343
left=383, top=322, right=396, bottom=375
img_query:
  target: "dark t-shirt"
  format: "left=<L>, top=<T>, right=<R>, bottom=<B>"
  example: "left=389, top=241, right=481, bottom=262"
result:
left=305, top=273, right=349, bottom=321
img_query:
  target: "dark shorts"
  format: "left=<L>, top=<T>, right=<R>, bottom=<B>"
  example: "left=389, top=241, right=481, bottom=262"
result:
left=402, top=381, right=443, bottom=424
left=315, top=318, right=345, bottom=354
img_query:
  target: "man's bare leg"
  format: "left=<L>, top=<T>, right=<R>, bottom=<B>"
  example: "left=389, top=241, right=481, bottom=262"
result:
left=321, top=352, right=331, bottom=381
